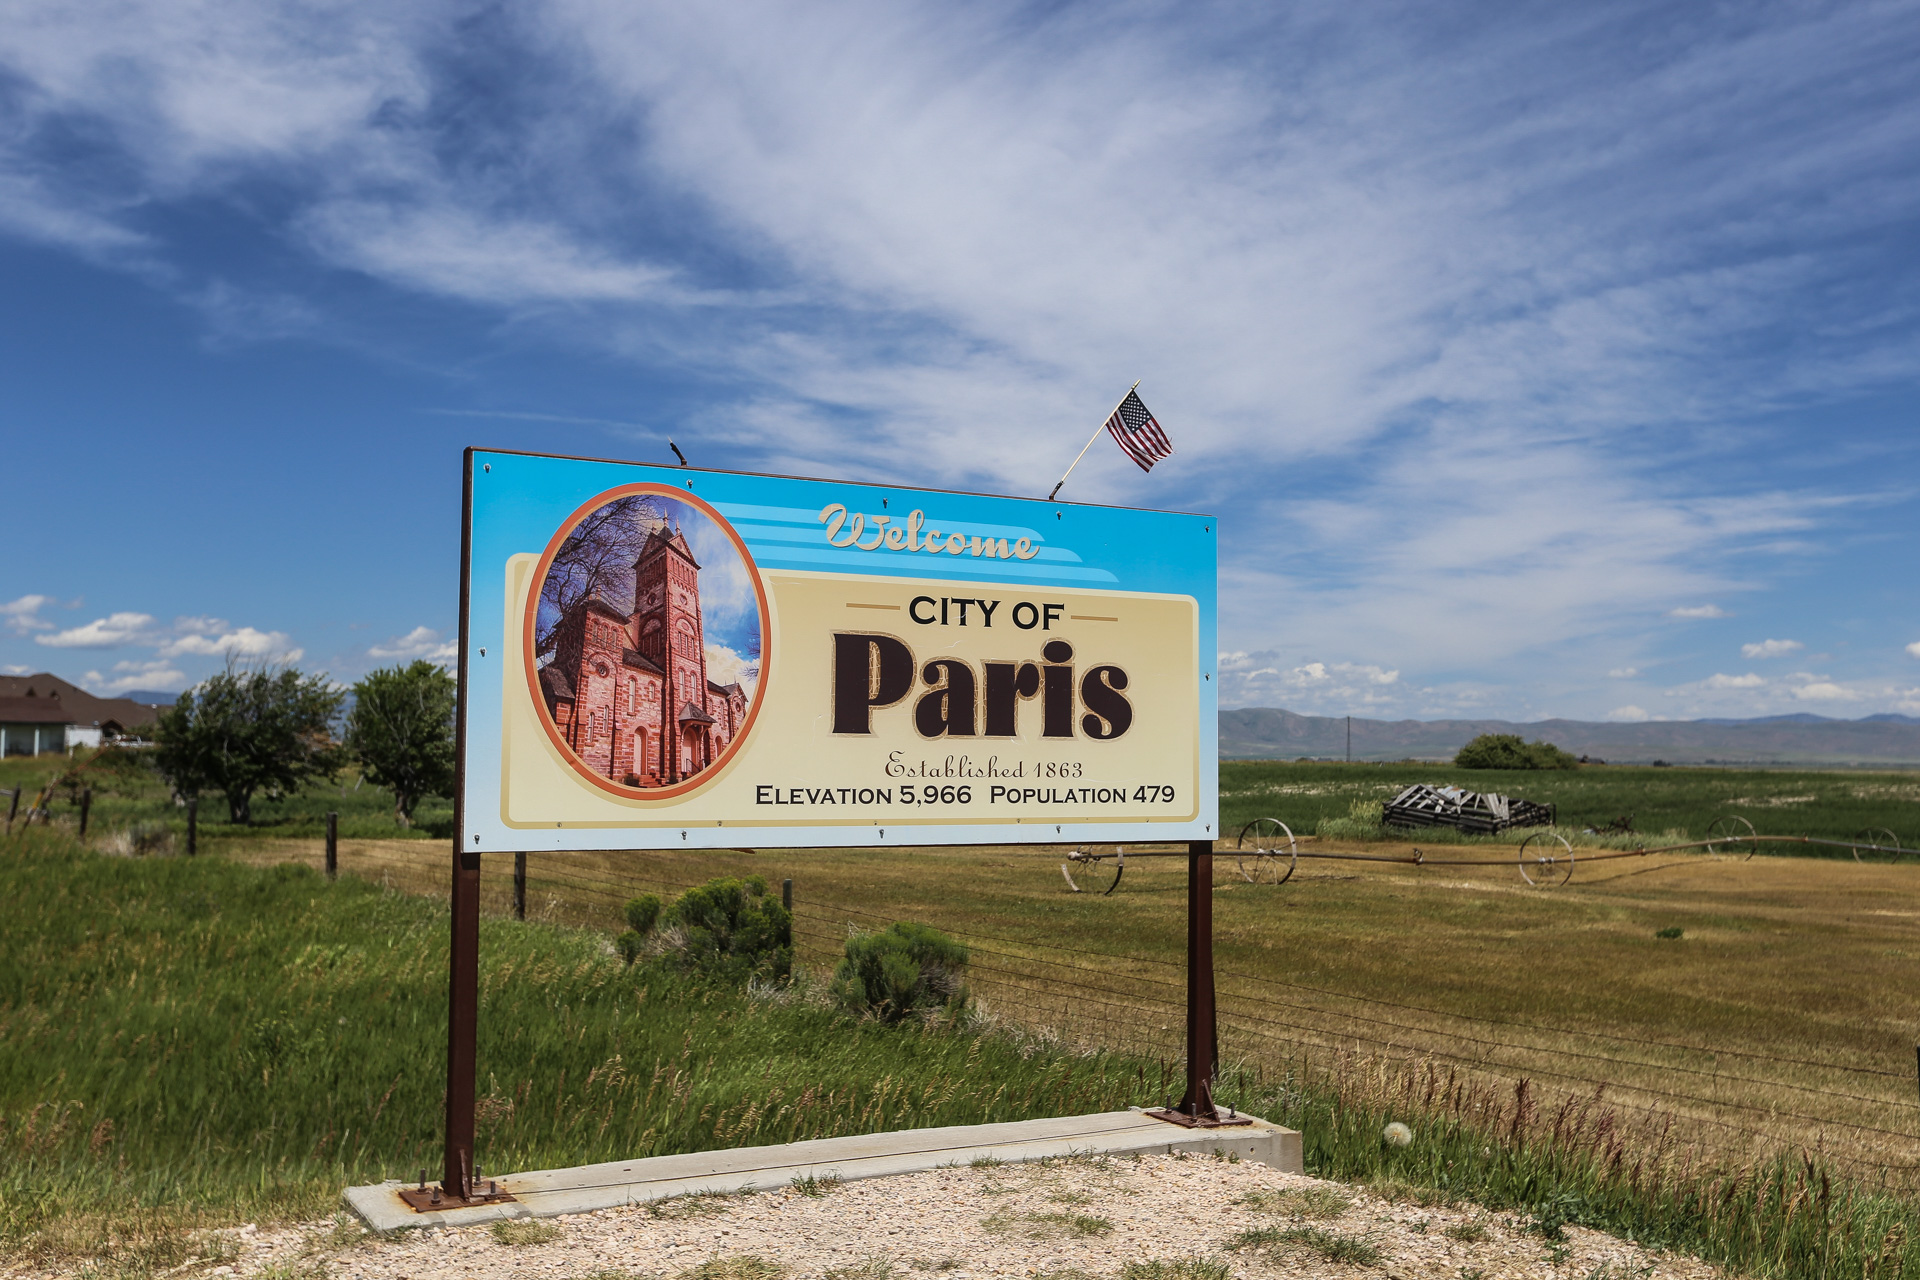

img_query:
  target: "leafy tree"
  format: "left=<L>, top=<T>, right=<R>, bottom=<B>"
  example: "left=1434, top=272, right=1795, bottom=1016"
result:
left=536, top=494, right=668, bottom=654
left=1453, top=733, right=1577, bottom=770
left=346, top=660, right=457, bottom=827
left=153, top=661, right=345, bottom=823
left=832, top=922, right=970, bottom=1023
left=616, top=877, right=790, bottom=980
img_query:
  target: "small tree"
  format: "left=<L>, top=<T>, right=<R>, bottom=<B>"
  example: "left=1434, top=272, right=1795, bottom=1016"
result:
left=832, top=922, right=970, bottom=1023
left=346, top=660, right=457, bottom=827
left=1454, top=733, right=1577, bottom=770
left=153, top=660, right=345, bottom=823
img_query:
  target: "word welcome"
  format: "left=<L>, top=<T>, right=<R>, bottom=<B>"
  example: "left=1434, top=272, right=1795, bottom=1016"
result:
left=820, top=504, right=1039, bottom=560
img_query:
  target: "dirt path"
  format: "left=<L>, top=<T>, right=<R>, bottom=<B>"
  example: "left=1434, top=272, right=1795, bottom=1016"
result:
left=34, top=1153, right=1716, bottom=1280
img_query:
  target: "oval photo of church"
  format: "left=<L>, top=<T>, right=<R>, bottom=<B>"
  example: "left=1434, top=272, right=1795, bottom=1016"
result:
left=528, top=486, right=767, bottom=796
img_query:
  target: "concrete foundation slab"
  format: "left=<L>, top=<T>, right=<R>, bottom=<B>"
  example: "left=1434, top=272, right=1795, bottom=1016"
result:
left=345, top=1109, right=1301, bottom=1233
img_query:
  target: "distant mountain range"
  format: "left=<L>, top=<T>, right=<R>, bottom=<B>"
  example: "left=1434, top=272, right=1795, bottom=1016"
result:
left=1221, top=708, right=1920, bottom=766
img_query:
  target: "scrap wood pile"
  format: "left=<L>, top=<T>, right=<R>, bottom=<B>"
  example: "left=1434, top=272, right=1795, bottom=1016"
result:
left=1384, top=783, right=1556, bottom=834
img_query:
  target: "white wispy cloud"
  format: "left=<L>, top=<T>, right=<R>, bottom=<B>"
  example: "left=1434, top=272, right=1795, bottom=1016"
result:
left=1906, top=641, right=1920, bottom=659
left=369, top=626, right=457, bottom=662
left=1607, top=667, right=1639, bottom=679
left=1791, top=681, right=1858, bottom=702
left=82, top=658, right=188, bottom=695
left=1741, top=639, right=1803, bottom=659
left=1, top=594, right=56, bottom=634
left=1607, top=706, right=1650, bottom=722
left=1702, top=672, right=1766, bottom=689
left=37, top=611, right=157, bottom=648
left=2, top=4, right=1917, bottom=715
left=160, top=626, right=300, bottom=661
left=704, top=642, right=759, bottom=695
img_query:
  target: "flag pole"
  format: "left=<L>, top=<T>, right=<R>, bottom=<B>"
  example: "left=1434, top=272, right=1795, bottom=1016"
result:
left=1047, top=381, right=1139, bottom=502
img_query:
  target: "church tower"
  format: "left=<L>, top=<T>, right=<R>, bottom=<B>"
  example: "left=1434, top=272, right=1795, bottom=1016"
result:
left=631, top=523, right=712, bottom=783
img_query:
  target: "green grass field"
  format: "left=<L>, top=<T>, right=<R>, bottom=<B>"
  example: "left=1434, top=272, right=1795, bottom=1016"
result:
left=1220, top=760, right=1920, bottom=850
left=7, top=831, right=1920, bottom=1280
left=0, top=750, right=452, bottom=845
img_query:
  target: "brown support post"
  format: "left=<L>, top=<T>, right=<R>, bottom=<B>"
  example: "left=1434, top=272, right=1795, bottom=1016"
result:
left=79, top=788, right=92, bottom=839
left=444, top=448, right=479, bottom=1203
left=186, top=798, right=198, bottom=856
left=325, top=811, right=338, bottom=880
left=1177, top=839, right=1217, bottom=1119
left=5, top=787, right=18, bottom=835
left=445, top=845, right=480, bottom=1198
left=1149, top=840, right=1247, bottom=1129
left=513, top=852, right=527, bottom=921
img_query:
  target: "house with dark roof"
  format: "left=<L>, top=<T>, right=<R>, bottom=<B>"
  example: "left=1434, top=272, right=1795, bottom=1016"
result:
left=0, top=673, right=167, bottom=755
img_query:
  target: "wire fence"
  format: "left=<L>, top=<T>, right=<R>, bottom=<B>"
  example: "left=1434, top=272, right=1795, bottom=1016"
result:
left=247, top=837, right=1920, bottom=1186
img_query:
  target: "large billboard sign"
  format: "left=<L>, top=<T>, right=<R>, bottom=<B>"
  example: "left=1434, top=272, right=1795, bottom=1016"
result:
left=458, top=449, right=1217, bottom=851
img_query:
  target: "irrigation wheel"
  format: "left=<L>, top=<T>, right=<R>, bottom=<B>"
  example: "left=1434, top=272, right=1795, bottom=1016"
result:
left=1517, top=831, right=1575, bottom=887
left=1850, top=828, right=1902, bottom=862
left=1704, top=815, right=1759, bottom=860
left=1060, top=846, right=1126, bottom=895
left=1235, top=818, right=1299, bottom=885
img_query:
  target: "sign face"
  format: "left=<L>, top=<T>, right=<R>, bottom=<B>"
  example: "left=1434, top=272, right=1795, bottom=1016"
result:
left=459, top=449, right=1217, bottom=851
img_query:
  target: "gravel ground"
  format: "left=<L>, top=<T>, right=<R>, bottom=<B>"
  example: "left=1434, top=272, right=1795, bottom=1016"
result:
left=21, top=1152, right=1721, bottom=1280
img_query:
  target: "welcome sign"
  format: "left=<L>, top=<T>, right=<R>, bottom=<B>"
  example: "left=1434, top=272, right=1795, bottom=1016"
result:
left=458, top=448, right=1218, bottom=851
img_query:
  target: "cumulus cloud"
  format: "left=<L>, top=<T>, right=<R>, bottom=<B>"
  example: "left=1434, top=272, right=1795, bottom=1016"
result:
left=2, top=664, right=32, bottom=675
left=1670, top=605, right=1728, bottom=619
left=159, top=626, right=300, bottom=661
left=37, top=612, right=157, bottom=648
left=1219, top=651, right=1402, bottom=711
left=704, top=642, right=759, bottom=695
left=1702, top=672, right=1765, bottom=689
left=369, top=626, right=458, bottom=662
left=1907, top=641, right=1920, bottom=659
left=82, top=658, right=188, bottom=695
left=1791, top=681, right=1858, bottom=701
left=1608, top=706, right=1650, bottom=721
left=1741, top=639, right=1803, bottom=659
left=1, top=594, right=56, bottom=634
left=1607, top=667, right=1639, bottom=679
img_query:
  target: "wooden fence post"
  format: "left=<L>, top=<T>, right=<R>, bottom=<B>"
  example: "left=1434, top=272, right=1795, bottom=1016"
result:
left=325, top=811, right=338, bottom=880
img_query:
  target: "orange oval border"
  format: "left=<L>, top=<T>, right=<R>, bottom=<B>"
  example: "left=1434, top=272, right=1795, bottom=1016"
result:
left=521, top=482, right=771, bottom=802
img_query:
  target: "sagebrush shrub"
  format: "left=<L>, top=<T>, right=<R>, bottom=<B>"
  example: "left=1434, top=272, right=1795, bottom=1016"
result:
left=831, top=921, right=969, bottom=1023
left=617, top=877, right=790, bottom=980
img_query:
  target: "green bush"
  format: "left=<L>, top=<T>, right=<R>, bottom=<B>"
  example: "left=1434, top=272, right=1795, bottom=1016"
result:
left=621, top=877, right=790, bottom=980
left=832, top=921, right=969, bottom=1023
left=1453, top=733, right=1577, bottom=770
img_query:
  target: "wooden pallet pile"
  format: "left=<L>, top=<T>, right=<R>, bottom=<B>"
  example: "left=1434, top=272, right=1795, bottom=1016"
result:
left=1383, top=783, right=1556, bottom=834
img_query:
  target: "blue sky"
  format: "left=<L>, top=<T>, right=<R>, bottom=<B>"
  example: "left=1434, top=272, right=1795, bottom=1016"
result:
left=2, top=0, right=1918, bottom=722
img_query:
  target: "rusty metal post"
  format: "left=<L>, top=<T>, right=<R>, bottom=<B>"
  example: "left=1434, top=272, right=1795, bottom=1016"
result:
left=186, top=798, right=197, bottom=856
left=79, top=788, right=91, bottom=839
left=1177, top=840, right=1218, bottom=1119
left=445, top=845, right=480, bottom=1198
left=444, top=448, right=480, bottom=1203
left=513, top=852, right=527, bottom=921
left=325, top=812, right=338, bottom=881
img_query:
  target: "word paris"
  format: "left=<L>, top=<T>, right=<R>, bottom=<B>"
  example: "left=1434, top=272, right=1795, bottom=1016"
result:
left=832, top=635, right=1132, bottom=740
left=820, top=503, right=1039, bottom=560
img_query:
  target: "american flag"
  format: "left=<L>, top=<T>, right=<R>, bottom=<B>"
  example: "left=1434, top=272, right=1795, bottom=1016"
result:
left=1104, top=389, right=1173, bottom=472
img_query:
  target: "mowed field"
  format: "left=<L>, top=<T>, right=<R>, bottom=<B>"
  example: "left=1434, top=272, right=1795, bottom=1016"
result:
left=248, top=817, right=1920, bottom=1187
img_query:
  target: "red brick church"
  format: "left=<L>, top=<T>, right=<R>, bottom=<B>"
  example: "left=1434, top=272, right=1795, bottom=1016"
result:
left=538, top=522, right=749, bottom=787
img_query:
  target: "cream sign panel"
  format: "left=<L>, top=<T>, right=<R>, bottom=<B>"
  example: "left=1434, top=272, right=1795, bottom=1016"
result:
left=459, top=450, right=1219, bottom=852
